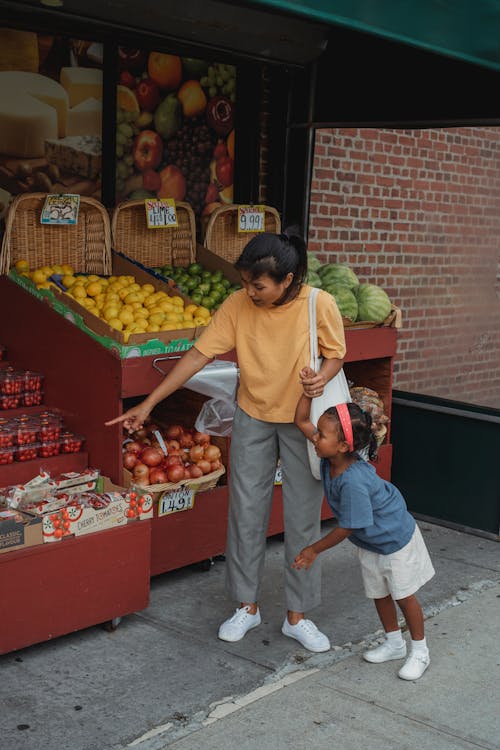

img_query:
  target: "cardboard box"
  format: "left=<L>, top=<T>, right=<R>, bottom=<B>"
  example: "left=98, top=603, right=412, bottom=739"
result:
left=32, top=477, right=153, bottom=543
left=0, top=509, right=43, bottom=554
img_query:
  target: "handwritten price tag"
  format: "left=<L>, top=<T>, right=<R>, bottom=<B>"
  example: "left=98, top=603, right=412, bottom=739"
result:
left=238, top=205, right=265, bottom=233
left=145, top=198, right=178, bottom=229
left=41, top=194, right=80, bottom=225
left=158, top=486, right=196, bottom=516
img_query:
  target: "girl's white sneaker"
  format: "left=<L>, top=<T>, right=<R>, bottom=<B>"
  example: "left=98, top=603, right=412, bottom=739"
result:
left=218, top=606, right=261, bottom=642
left=363, top=640, right=407, bottom=663
left=398, top=651, right=430, bottom=680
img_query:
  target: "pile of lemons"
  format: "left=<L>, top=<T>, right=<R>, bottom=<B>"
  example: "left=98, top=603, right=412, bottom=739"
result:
left=13, top=260, right=211, bottom=343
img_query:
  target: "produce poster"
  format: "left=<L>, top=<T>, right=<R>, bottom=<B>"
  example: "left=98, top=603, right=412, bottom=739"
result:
left=115, top=47, right=235, bottom=233
left=0, top=27, right=103, bottom=222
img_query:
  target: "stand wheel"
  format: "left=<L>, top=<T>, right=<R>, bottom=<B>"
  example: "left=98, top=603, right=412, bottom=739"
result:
left=199, top=558, right=214, bottom=572
left=103, top=616, right=122, bottom=632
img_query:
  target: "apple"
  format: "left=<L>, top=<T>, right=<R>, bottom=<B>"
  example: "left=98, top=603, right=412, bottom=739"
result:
left=205, top=182, right=219, bottom=204
left=132, top=130, right=163, bottom=172
left=157, top=164, right=186, bottom=200
left=135, top=78, right=160, bottom=112
left=119, top=70, right=136, bottom=89
left=216, top=156, right=233, bottom=188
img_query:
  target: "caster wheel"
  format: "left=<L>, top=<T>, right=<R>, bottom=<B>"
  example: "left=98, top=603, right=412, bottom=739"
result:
left=200, top=558, right=214, bottom=572
left=103, top=616, right=122, bottom=632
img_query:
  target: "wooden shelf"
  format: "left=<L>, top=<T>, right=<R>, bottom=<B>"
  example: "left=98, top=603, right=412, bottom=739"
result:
left=0, top=451, right=88, bottom=486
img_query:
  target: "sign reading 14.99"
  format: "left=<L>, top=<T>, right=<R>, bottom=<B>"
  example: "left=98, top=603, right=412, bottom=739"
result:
left=238, top=205, right=265, bottom=233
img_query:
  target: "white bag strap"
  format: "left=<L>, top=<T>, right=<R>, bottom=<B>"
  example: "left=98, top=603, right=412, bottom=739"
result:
left=308, top=287, right=320, bottom=371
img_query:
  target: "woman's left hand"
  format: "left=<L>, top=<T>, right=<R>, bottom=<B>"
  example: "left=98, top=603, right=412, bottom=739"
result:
left=300, top=367, right=326, bottom=398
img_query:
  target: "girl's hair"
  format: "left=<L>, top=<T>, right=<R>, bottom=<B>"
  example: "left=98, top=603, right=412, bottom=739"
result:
left=234, top=225, right=307, bottom=305
left=323, top=402, right=379, bottom=460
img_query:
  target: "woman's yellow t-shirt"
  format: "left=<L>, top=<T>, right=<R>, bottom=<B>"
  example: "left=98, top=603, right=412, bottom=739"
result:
left=194, top=285, right=346, bottom=423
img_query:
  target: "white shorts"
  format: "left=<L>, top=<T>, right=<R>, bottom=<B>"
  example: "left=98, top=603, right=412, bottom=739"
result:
left=356, top=525, right=435, bottom=600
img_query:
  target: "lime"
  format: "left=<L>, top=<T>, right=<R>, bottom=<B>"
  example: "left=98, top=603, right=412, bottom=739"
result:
left=210, top=270, right=223, bottom=283
left=188, top=262, right=203, bottom=276
left=185, top=277, right=199, bottom=291
left=201, top=296, right=215, bottom=309
left=161, top=265, right=173, bottom=276
left=201, top=270, right=212, bottom=281
left=213, top=282, right=226, bottom=294
left=209, top=290, right=222, bottom=303
left=191, top=292, right=203, bottom=305
left=198, top=282, right=211, bottom=294
left=221, top=278, right=231, bottom=289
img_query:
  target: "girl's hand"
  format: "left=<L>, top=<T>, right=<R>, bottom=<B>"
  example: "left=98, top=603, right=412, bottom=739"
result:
left=105, top=403, right=151, bottom=433
left=292, top=546, right=317, bottom=570
left=300, top=367, right=326, bottom=398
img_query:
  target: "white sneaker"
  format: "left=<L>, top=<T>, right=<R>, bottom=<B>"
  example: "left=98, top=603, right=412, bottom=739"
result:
left=218, top=606, right=261, bottom=642
left=398, top=651, right=430, bottom=680
left=363, top=640, right=407, bottom=663
left=281, top=618, right=330, bottom=653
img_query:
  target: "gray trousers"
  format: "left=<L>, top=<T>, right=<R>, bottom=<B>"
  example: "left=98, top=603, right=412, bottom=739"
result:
left=226, top=406, right=324, bottom=612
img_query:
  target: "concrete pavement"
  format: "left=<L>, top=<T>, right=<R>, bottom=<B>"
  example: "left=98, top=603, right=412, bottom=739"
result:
left=1, top=520, right=498, bottom=750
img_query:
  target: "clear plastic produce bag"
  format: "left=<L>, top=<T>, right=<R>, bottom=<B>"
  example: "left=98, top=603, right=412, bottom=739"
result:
left=184, top=359, right=239, bottom=437
left=195, top=397, right=236, bottom=437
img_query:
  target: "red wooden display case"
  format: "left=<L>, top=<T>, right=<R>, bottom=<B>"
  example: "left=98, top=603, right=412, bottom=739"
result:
left=0, top=276, right=397, bottom=576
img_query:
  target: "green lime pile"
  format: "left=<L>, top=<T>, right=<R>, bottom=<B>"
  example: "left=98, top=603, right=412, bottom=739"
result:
left=154, top=262, right=241, bottom=310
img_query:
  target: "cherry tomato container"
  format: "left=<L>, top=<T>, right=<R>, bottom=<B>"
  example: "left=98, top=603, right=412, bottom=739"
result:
left=13, top=419, right=39, bottom=445
left=13, top=442, right=40, bottom=462
left=0, top=446, right=15, bottom=465
left=60, top=432, right=85, bottom=453
left=23, top=371, right=44, bottom=392
left=38, top=417, right=62, bottom=442
left=0, top=426, right=15, bottom=448
left=0, top=393, right=21, bottom=410
left=20, top=390, right=44, bottom=407
left=0, top=371, right=25, bottom=395
left=39, top=440, right=61, bottom=458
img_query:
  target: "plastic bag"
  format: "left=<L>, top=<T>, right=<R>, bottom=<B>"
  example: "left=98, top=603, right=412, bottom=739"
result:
left=195, top=397, right=236, bottom=437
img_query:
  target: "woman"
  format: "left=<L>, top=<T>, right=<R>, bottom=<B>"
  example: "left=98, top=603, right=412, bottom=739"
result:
left=106, top=229, right=346, bottom=652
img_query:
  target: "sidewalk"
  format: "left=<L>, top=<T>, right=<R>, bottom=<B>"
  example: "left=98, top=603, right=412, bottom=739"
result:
left=165, top=580, right=500, bottom=750
left=1, top=520, right=498, bottom=750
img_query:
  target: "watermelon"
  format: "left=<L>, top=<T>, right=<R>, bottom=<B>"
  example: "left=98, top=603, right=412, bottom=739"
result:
left=355, top=283, right=392, bottom=322
left=306, top=269, right=322, bottom=288
left=318, top=263, right=359, bottom=289
left=307, top=251, right=322, bottom=273
left=325, top=283, right=358, bottom=322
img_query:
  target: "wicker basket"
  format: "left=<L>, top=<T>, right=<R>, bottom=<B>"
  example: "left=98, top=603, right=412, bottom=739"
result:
left=203, top=204, right=281, bottom=264
left=123, top=466, right=225, bottom=495
left=0, top=193, right=112, bottom=275
left=111, top=199, right=196, bottom=269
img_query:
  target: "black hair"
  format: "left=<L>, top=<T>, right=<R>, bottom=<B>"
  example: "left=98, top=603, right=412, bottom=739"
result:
left=234, top=225, right=307, bottom=305
left=323, top=402, right=379, bottom=460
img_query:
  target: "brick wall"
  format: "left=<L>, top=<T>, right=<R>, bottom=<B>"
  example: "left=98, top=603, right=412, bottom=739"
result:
left=309, top=128, right=500, bottom=409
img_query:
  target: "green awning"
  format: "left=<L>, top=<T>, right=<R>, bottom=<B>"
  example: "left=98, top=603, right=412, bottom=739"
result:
left=246, top=0, right=500, bottom=71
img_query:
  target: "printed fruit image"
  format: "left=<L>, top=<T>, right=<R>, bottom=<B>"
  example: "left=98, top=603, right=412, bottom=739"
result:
left=157, top=165, right=186, bottom=201
left=154, top=93, right=182, bottom=139
left=132, top=130, right=163, bottom=172
left=117, top=84, right=140, bottom=113
left=148, top=52, right=182, bottom=90
left=135, top=78, right=160, bottom=112
left=226, top=130, right=235, bottom=160
left=206, top=96, right=234, bottom=136
left=177, top=80, right=207, bottom=118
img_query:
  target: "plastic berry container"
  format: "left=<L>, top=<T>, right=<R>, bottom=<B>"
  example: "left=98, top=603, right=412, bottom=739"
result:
left=39, top=440, right=61, bottom=458
left=23, top=371, right=44, bottom=392
left=0, top=426, right=15, bottom=448
left=60, top=432, right=85, bottom=453
left=14, top=442, right=40, bottom=462
left=14, top=419, right=39, bottom=445
left=0, top=371, right=25, bottom=395
left=20, top=390, right=44, bottom=407
left=38, top=417, right=62, bottom=442
left=0, top=446, right=15, bottom=465
left=0, top=393, right=21, bottom=410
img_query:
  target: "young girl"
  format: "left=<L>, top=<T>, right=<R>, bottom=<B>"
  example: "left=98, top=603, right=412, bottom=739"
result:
left=293, top=391, right=435, bottom=680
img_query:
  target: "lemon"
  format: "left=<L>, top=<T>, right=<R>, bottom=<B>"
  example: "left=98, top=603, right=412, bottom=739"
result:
left=72, top=285, right=87, bottom=299
left=61, top=264, right=74, bottom=275
left=86, top=281, right=102, bottom=297
left=141, top=283, right=155, bottom=295
left=171, top=296, right=184, bottom=308
left=31, top=269, right=47, bottom=284
left=194, top=316, right=208, bottom=326
left=160, top=322, right=176, bottom=331
left=127, top=283, right=141, bottom=293
left=195, top=306, right=211, bottom=319
left=183, top=320, right=196, bottom=328
left=87, top=275, right=100, bottom=283
left=124, top=292, right=141, bottom=305
left=62, top=274, right=76, bottom=288
left=40, top=265, right=53, bottom=277
left=147, top=323, right=160, bottom=333
left=108, top=318, right=124, bottom=331
left=36, top=282, right=51, bottom=290
left=105, top=293, right=120, bottom=304
left=185, top=304, right=198, bottom=315
left=119, top=309, right=134, bottom=326
left=14, top=259, right=29, bottom=273
left=183, top=312, right=194, bottom=321
left=160, top=300, right=174, bottom=313
left=103, top=306, right=120, bottom=321
left=134, top=324, right=147, bottom=334
left=165, top=312, right=178, bottom=322
left=52, top=264, right=64, bottom=275
left=148, top=312, right=165, bottom=326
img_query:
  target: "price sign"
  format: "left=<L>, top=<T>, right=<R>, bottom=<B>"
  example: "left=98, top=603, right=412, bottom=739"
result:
left=274, top=463, right=282, bottom=486
left=238, top=205, right=265, bottom=233
left=145, top=198, right=178, bottom=229
left=158, top=486, right=196, bottom=516
left=41, top=194, right=80, bottom=225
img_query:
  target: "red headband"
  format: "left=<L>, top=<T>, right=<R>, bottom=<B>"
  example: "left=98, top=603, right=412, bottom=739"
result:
left=336, top=403, right=354, bottom=452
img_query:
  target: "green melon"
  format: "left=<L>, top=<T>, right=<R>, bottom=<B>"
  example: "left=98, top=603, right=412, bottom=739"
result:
left=355, top=283, right=392, bottom=322
left=325, top=283, right=358, bottom=322
left=307, top=251, right=322, bottom=273
left=318, top=263, right=359, bottom=289
left=306, top=269, right=322, bottom=288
